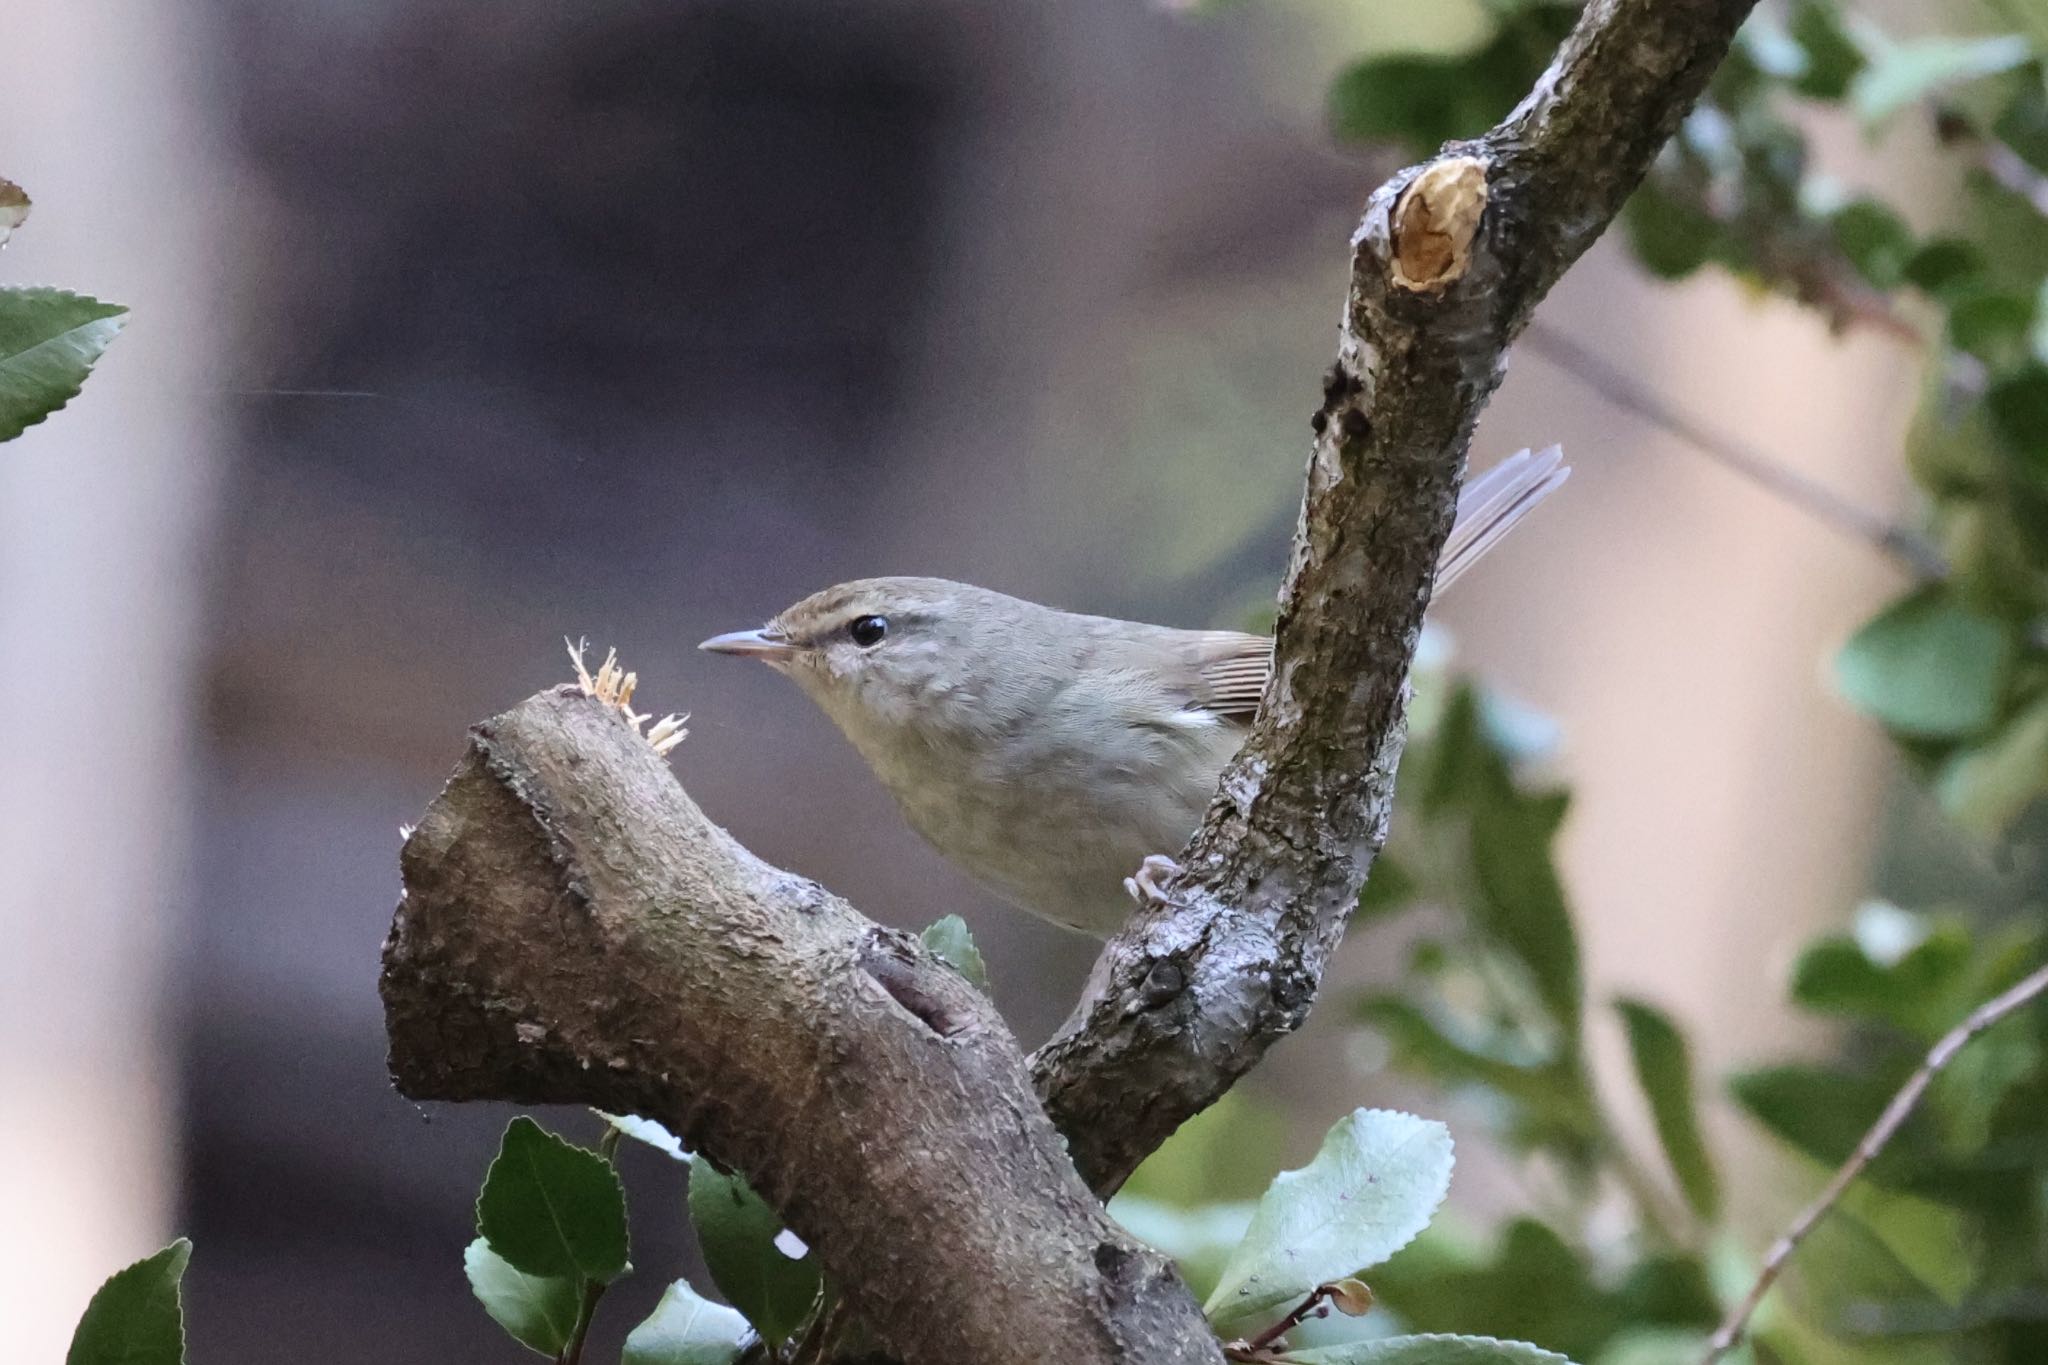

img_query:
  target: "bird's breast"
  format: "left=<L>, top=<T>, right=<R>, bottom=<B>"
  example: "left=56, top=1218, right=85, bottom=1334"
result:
left=853, top=703, right=1240, bottom=935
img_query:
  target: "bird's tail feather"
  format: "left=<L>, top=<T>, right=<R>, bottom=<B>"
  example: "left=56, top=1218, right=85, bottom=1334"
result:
left=1436, top=444, right=1569, bottom=593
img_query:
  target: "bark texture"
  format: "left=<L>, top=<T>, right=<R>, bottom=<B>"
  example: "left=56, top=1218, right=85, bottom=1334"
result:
left=382, top=0, right=1758, bottom=1358
left=384, top=688, right=1219, bottom=1365
left=1030, top=0, right=1760, bottom=1195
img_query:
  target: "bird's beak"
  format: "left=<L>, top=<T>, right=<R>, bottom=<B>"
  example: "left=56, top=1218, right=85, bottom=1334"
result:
left=698, top=627, right=799, bottom=663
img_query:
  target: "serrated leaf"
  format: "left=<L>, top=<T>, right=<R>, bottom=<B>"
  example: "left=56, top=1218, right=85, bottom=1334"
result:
left=1615, top=1000, right=1721, bottom=1222
left=0, top=177, right=28, bottom=248
left=919, top=914, right=988, bottom=992
left=687, top=1157, right=822, bottom=1348
left=1833, top=586, right=2013, bottom=739
left=0, top=287, right=127, bottom=443
left=464, top=1238, right=581, bottom=1357
left=1204, top=1109, right=1454, bottom=1333
left=66, top=1239, right=191, bottom=1365
left=476, top=1116, right=629, bottom=1283
left=622, top=1278, right=753, bottom=1365
left=1851, top=34, right=2033, bottom=126
left=1284, top=1332, right=1574, bottom=1365
left=1936, top=691, right=2048, bottom=834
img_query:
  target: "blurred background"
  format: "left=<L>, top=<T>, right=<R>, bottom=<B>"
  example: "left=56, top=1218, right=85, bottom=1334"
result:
left=4, top=0, right=2031, bottom=1361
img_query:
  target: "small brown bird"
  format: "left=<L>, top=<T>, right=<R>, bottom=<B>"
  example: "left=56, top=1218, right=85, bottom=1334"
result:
left=702, top=447, right=1566, bottom=935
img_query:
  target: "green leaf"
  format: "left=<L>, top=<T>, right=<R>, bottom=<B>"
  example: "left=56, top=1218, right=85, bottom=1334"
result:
left=66, top=1239, right=191, bottom=1365
left=1365, top=1220, right=1619, bottom=1361
left=464, top=1238, right=582, bottom=1357
left=622, top=1278, right=754, bottom=1365
left=1356, top=853, right=1418, bottom=920
left=1790, top=905, right=1975, bottom=1035
left=1623, top=180, right=1724, bottom=280
left=1122, top=1088, right=1292, bottom=1208
left=476, top=1116, right=629, bottom=1283
left=1470, top=787, right=1584, bottom=1045
left=1615, top=999, right=1721, bottom=1221
left=919, top=914, right=989, bottom=992
left=1936, top=691, right=2048, bottom=834
left=1786, top=0, right=1868, bottom=99
left=1204, top=1109, right=1454, bottom=1332
left=1903, top=238, right=1985, bottom=297
left=1948, top=289, right=2039, bottom=368
left=1851, top=35, right=2034, bottom=126
left=1837, top=1177, right=1978, bottom=1306
left=1284, top=1333, right=1574, bottom=1365
left=0, top=287, right=127, bottom=443
left=1987, top=365, right=2048, bottom=473
left=1328, top=54, right=1486, bottom=155
left=1833, top=586, right=2013, bottom=738
left=1829, top=199, right=1916, bottom=289
left=687, top=1157, right=822, bottom=1349
left=1730, top=1065, right=1901, bottom=1171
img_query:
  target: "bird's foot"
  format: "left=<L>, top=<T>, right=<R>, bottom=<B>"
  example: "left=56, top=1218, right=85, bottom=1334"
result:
left=1123, top=854, right=1183, bottom=909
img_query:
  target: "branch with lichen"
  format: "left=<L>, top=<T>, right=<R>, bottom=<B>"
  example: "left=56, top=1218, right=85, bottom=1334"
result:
left=1030, top=0, right=1762, bottom=1196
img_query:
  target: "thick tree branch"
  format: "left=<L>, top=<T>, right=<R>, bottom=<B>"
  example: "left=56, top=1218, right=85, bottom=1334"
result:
left=383, top=3, right=1759, bottom=1358
left=1030, top=0, right=1760, bottom=1195
left=382, top=688, right=1219, bottom=1365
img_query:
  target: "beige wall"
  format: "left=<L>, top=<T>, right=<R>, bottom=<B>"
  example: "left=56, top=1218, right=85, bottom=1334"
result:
left=0, top=5, right=223, bottom=1352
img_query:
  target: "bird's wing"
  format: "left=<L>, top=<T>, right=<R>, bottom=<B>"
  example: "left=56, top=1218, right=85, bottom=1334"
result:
left=1127, top=447, right=1562, bottom=724
left=1175, top=631, right=1275, bottom=721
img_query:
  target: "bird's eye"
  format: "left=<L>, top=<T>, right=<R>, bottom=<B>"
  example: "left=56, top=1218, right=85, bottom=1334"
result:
left=848, top=614, right=889, bottom=647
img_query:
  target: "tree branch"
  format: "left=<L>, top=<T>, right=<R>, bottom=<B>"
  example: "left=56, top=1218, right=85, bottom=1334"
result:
left=1702, top=962, right=2048, bottom=1365
left=382, top=687, right=1220, bottom=1365
left=382, top=2, right=1761, bottom=1357
left=1030, top=0, right=1761, bottom=1196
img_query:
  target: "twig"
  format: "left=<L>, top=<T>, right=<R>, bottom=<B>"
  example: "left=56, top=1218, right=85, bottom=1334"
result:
left=1520, top=320, right=1948, bottom=580
left=1228, top=1286, right=1335, bottom=1360
left=1702, top=962, right=2048, bottom=1364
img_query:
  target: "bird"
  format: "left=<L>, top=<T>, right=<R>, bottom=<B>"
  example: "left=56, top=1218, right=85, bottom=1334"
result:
left=701, top=446, right=1567, bottom=936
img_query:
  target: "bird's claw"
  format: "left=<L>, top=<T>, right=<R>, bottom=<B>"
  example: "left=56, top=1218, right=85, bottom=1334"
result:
left=1123, top=854, right=1183, bottom=909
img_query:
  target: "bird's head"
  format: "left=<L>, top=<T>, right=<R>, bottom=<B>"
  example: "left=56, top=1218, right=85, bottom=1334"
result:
left=700, top=576, right=1033, bottom=743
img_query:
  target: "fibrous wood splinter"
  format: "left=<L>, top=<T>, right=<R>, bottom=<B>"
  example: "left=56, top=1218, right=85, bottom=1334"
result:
left=566, top=637, right=688, bottom=756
